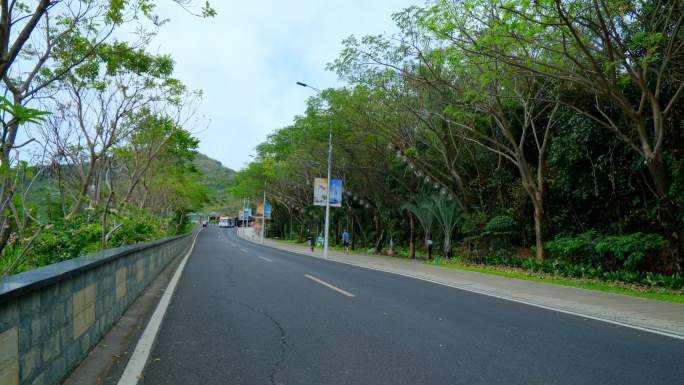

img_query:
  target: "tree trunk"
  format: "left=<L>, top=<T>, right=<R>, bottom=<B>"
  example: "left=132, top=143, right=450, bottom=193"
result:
left=533, top=196, right=544, bottom=261
left=67, top=155, right=97, bottom=219
left=374, top=229, right=384, bottom=254
left=373, top=213, right=383, bottom=254
left=646, top=156, right=683, bottom=272
left=409, top=213, right=415, bottom=259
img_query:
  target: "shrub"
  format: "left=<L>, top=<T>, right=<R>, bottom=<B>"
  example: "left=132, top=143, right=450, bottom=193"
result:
left=466, top=254, right=684, bottom=289
left=481, top=214, right=517, bottom=251
left=544, top=231, right=600, bottom=264
left=545, top=231, right=666, bottom=271
left=6, top=208, right=184, bottom=275
left=594, top=233, right=666, bottom=271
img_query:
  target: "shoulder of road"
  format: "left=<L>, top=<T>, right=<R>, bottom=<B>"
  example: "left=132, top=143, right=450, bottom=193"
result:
left=237, top=228, right=684, bottom=339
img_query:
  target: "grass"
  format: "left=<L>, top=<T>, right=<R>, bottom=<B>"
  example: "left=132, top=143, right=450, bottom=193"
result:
left=427, top=260, right=684, bottom=303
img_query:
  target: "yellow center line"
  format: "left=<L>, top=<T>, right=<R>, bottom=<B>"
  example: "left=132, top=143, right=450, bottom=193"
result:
left=259, top=256, right=273, bottom=262
left=304, top=274, right=355, bottom=298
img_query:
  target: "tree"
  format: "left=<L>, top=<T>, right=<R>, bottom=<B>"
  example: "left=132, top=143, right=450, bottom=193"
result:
left=403, top=198, right=435, bottom=257
left=0, top=0, right=215, bottom=262
left=424, top=0, right=684, bottom=268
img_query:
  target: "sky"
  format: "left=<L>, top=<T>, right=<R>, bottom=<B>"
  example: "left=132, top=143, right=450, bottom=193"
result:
left=142, top=0, right=422, bottom=171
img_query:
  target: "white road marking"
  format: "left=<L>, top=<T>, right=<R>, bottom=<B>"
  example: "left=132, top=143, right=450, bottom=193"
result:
left=259, top=256, right=273, bottom=262
left=117, top=229, right=202, bottom=385
left=305, top=274, right=355, bottom=298
left=240, top=248, right=248, bottom=253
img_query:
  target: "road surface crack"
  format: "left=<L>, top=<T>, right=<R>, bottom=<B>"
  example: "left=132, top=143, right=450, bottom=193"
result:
left=210, top=296, right=287, bottom=385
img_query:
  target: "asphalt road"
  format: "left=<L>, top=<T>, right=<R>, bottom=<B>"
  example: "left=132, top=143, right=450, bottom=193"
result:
left=140, top=227, right=684, bottom=385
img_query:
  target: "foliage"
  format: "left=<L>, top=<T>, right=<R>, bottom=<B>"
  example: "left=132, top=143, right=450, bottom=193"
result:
left=224, top=0, right=682, bottom=287
left=0, top=0, right=214, bottom=277
left=546, top=232, right=667, bottom=272
left=455, top=252, right=684, bottom=291
left=3, top=209, right=172, bottom=275
left=0, top=97, right=50, bottom=125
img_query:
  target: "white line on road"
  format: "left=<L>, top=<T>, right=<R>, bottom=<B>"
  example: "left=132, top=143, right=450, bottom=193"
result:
left=117, top=229, right=202, bottom=385
left=259, top=256, right=273, bottom=262
left=305, top=274, right=355, bottom=298
left=240, top=248, right=248, bottom=253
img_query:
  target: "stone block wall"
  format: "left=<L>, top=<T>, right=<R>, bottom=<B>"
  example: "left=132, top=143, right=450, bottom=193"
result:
left=0, top=233, right=193, bottom=385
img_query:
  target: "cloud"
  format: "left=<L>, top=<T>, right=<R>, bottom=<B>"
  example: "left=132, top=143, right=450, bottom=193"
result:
left=147, top=0, right=421, bottom=170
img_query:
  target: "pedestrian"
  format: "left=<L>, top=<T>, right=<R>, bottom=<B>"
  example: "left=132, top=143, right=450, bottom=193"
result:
left=426, top=238, right=434, bottom=260
left=342, top=229, right=350, bottom=254
left=307, top=229, right=315, bottom=252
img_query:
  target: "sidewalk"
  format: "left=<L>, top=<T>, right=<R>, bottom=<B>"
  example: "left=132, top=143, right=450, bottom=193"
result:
left=238, top=228, right=684, bottom=339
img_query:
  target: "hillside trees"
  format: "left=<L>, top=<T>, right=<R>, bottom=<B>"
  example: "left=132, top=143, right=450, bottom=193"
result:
left=0, top=1, right=213, bottom=275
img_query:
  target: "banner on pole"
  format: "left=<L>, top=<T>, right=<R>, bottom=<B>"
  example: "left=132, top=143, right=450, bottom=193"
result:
left=256, top=204, right=263, bottom=217
left=256, top=203, right=272, bottom=219
left=313, top=178, right=343, bottom=207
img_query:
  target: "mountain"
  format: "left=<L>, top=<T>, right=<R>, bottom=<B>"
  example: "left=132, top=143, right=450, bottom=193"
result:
left=193, top=153, right=241, bottom=215
left=194, top=153, right=235, bottom=192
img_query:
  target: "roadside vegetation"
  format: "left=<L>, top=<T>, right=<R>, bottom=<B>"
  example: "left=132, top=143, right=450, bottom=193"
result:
left=0, top=1, right=216, bottom=276
left=232, top=0, right=684, bottom=295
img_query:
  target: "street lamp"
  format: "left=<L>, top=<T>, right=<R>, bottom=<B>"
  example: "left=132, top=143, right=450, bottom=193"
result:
left=261, top=181, right=266, bottom=245
left=297, top=81, right=332, bottom=260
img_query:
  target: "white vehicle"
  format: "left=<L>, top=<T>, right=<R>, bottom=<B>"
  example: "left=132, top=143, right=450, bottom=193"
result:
left=218, top=216, right=232, bottom=228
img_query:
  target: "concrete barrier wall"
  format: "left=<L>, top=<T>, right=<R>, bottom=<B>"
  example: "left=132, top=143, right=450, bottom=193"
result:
left=0, top=233, right=194, bottom=385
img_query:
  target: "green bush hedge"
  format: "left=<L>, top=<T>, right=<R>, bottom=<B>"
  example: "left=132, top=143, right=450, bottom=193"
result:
left=545, top=231, right=667, bottom=271
left=469, top=254, right=683, bottom=290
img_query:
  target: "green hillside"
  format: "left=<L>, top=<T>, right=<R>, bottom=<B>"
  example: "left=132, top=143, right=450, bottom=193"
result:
left=193, top=153, right=242, bottom=216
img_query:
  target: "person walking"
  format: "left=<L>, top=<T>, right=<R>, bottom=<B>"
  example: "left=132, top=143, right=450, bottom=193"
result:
left=307, top=229, right=315, bottom=252
left=342, top=229, right=350, bottom=254
left=426, top=237, right=434, bottom=260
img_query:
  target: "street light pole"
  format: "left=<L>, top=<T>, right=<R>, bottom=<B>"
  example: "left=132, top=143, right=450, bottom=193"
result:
left=296, top=81, right=331, bottom=260
left=261, top=184, right=266, bottom=244
left=323, top=123, right=332, bottom=260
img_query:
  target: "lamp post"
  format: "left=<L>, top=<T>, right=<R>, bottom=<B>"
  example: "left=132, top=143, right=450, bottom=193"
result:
left=261, top=183, right=266, bottom=244
left=296, top=81, right=332, bottom=260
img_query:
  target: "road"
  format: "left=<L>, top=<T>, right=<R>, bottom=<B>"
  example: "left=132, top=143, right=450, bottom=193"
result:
left=139, top=227, right=684, bottom=385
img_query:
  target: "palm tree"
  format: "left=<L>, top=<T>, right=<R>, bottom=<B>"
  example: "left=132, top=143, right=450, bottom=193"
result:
left=429, top=194, right=461, bottom=259
left=402, top=197, right=435, bottom=259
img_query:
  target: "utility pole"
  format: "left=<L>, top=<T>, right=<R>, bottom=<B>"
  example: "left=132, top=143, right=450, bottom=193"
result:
left=296, top=81, right=332, bottom=260
left=241, top=198, right=245, bottom=235
left=261, top=186, right=266, bottom=244
left=323, top=124, right=332, bottom=260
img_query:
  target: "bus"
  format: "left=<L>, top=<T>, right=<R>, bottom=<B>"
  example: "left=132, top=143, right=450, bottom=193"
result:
left=218, top=216, right=233, bottom=228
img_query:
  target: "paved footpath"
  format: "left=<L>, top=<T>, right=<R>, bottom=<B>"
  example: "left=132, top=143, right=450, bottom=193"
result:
left=239, top=228, right=684, bottom=338
left=136, top=226, right=683, bottom=385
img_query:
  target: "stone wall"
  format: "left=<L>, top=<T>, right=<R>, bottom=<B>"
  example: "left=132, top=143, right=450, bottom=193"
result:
left=0, top=233, right=193, bottom=385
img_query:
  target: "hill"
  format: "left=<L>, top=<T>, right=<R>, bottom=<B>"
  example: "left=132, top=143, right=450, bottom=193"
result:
left=193, top=153, right=242, bottom=215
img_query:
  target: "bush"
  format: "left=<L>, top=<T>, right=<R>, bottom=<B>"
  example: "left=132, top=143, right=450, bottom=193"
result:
left=481, top=214, right=517, bottom=252
left=543, top=231, right=600, bottom=264
left=594, top=233, right=666, bottom=271
left=466, top=254, right=684, bottom=289
left=545, top=231, right=666, bottom=271
left=5, top=208, right=185, bottom=275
